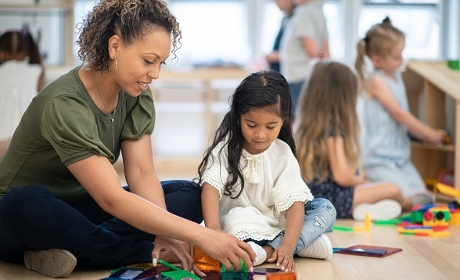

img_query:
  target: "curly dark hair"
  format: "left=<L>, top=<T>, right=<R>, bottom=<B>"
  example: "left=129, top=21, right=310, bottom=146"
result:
left=196, top=70, right=295, bottom=198
left=76, top=0, right=181, bottom=71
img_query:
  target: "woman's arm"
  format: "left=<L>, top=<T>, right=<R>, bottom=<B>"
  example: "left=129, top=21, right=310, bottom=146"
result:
left=121, top=134, right=166, bottom=208
left=201, top=182, right=222, bottom=231
left=265, top=51, right=281, bottom=64
left=368, top=75, right=444, bottom=143
left=326, top=136, right=367, bottom=186
left=67, top=136, right=255, bottom=271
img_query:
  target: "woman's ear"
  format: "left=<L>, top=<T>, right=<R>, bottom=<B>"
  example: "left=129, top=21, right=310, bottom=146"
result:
left=108, top=35, right=120, bottom=59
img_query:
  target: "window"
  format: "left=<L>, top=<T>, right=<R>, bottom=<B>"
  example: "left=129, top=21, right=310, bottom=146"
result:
left=360, top=0, right=441, bottom=59
left=0, top=7, right=67, bottom=66
left=167, top=0, right=248, bottom=68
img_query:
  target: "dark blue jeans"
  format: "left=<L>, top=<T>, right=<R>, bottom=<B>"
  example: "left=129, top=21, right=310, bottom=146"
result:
left=0, top=181, right=202, bottom=268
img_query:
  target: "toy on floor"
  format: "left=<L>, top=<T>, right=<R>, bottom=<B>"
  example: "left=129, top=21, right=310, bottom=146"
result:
left=101, top=262, right=170, bottom=279
left=435, top=182, right=460, bottom=198
left=335, top=245, right=402, bottom=258
left=332, top=213, right=372, bottom=232
left=193, top=244, right=288, bottom=279
left=193, top=245, right=253, bottom=279
left=158, top=259, right=200, bottom=280
left=373, top=203, right=454, bottom=237
left=266, top=271, right=297, bottom=280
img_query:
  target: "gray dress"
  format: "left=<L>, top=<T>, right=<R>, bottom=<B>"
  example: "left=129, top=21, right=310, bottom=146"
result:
left=361, top=70, right=425, bottom=197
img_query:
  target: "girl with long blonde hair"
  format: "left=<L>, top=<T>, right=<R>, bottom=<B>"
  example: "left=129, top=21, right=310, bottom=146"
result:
left=295, top=61, right=411, bottom=221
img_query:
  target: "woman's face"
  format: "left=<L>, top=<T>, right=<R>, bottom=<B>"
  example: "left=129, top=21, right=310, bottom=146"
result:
left=114, top=29, right=171, bottom=97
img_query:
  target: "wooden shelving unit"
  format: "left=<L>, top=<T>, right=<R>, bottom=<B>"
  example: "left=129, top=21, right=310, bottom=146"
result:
left=403, top=60, right=460, bottom=188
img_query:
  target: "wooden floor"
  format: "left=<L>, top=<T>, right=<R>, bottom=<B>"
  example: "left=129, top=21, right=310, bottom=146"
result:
left=2, top=165, right=460, bottom=279
left=1, top=215, right=460, bottom=279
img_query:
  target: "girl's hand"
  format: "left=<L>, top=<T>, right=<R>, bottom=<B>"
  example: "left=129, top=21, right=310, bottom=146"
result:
left=430, top=129, right=448, bottom=145
left=355, top=172, right=369, bottom=185
left=267, top=244, right=296, bottom=272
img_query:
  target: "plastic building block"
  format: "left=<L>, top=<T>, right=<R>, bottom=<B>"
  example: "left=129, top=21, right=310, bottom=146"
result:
left=220, top=258, right=248, bottom=273
left=429, top=231, right=451, bottom=237
left=423, top=206, right=450, bottom=227
left=354, top=214, right=372, bottom=231
left=200, top=271, right=220, bottom=280
left=221, top=271, right=251, bottom=280
left=220, top=258, right=254, bottom=280
left=161, top=270, right=200, bottom=280
left=102, top=264, right=170, bottom=280
left=158, top=260, right=199, bottom=280
left=266, top=272, right=297, bottom=280
left=410, top=204, right=436, bottom=223
left=253, top=267, right=282, bottom=274
left=193, top=245, right=221, bottom=272
left=435, top=183, right=460, bottom=198
left=333, top=214, right=371, bottom=232
left=449, top=209, right=460, bottom=225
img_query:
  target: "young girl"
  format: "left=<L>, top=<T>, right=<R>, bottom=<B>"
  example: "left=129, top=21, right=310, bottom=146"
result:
left=294, top=61, right=425, bottom=221
left=196, top=70, right=336, bottom=272
left=355, top=17, right=445, bottom=203
left=0, top=29, right=45, bottom=158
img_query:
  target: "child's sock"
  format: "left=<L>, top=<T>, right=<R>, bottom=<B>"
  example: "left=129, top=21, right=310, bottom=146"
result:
left=247, top=241, right=267, bottom=266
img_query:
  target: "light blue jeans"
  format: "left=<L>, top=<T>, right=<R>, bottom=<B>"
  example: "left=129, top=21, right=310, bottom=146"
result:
left=246, top=198, right=336, bottom=253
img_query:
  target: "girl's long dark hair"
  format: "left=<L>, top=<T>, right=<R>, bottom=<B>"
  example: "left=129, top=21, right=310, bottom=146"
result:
left=196, top=69, right=295, bottom=198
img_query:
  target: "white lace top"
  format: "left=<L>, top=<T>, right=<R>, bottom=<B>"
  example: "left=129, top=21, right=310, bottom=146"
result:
left=202, top=139, right=314, bottom=241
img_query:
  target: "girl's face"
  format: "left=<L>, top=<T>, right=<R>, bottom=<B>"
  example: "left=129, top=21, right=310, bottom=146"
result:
left=240, top=107, right=283, bottom=155
left=373, top=39, right=405, bottom=75
left=113, top=29, right=171, bottom=97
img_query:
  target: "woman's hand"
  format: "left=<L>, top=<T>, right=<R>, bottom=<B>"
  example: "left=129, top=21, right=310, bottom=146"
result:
left=151, top=236, right=205, bottom=277
left=195, top=229, right=256, bottom=272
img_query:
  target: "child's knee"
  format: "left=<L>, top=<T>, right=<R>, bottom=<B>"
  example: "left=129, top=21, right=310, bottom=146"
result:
left=316, top=198, right=337, bottom=220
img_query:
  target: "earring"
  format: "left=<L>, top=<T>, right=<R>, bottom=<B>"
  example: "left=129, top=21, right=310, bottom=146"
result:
left=109, top=58, right=118, bottom=74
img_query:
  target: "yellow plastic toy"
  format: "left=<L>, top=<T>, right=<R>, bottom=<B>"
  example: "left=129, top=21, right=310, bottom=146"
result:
left=434, top=183, right=460, bottom=198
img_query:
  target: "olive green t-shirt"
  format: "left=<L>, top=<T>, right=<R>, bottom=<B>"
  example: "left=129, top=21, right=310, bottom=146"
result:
left=0, top=66, right=155, bottom=202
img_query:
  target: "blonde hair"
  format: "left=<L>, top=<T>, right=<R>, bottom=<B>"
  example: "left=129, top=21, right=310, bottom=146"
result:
left=294, top=61, right=360, bottom=183
left=77, top=0, right=181, bottom=72
left=355, top=17, right=405, bottom=88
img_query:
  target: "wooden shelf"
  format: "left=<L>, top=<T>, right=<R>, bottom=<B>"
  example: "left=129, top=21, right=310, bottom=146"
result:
left=403, top=60, right=460, bottom=188
left=410, top=141, right=455, bottom=152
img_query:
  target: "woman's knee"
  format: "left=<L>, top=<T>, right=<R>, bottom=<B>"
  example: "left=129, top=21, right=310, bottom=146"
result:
left=0, top=185, right=52, bottom=214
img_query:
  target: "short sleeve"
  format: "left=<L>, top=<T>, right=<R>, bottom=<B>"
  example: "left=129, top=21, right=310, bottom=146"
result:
left=294, top=14, right=316, bottom=38
left=201, top=141, right=231, bottom=199
left=121, top=88, right=155, bottom=140
left=41, top=95, right=113, bottom=165
left=271, top=150, right=314, bottom=215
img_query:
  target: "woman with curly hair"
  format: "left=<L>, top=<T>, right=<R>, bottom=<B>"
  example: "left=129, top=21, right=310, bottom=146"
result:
left=0, top=0, right=254, bottom=278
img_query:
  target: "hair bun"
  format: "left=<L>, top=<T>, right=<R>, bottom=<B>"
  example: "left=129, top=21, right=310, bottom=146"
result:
left=382, top=16, right=391, bottom=24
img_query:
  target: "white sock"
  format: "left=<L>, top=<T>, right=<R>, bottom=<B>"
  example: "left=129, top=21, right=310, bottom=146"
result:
left=247, top=241, right=267, bottom=266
